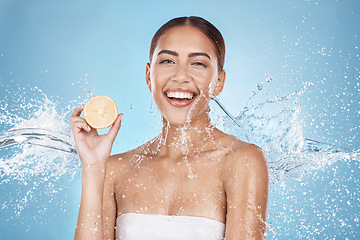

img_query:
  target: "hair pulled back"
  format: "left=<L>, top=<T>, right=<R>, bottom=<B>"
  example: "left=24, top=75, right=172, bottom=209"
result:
left=149, top=16, right=225, bottom=72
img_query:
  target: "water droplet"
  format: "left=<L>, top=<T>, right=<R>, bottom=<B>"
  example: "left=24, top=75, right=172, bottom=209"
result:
left=256, top=84, right=263, bottom=91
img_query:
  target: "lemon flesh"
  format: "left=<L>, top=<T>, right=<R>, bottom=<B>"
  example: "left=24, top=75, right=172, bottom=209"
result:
left=83, top=95, right=118, bottom=129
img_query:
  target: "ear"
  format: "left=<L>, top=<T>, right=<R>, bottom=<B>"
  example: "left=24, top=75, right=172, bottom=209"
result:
left=213, top=70, right=226, bottom=97
left=145, top=63, right=152, bottom=92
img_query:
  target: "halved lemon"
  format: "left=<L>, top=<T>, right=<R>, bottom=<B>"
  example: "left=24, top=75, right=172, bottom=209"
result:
left=83, top=95, right=118, bottom=129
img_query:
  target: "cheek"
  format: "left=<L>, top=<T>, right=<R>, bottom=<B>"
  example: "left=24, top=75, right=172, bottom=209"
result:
left=149, top=71, right=162, bottom=92
left=196, top=74, right=218, bottom=95
left=149, top=74, right=166, bottom=106
left=208, top=77, right=218, bottom=94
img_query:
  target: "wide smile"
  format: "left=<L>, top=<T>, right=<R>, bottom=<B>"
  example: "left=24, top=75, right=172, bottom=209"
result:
left=164, top=88, right=197, bottom=108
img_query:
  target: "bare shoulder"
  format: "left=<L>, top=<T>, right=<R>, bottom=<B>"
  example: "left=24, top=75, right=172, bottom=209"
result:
left=107, top=147, right=139, bottom=170
left=230, top=141, right=266, bottom=164
left=212, top=129, right=267, bottom=166
left=220, top=137, right=269, bottom=239
left=215, top=130, right=266, bottom=163
left=221, top=137, right=268, bottom=183
left=103, top=147, right=142, bottom=191
left=106, top=140, right=152, bottom=172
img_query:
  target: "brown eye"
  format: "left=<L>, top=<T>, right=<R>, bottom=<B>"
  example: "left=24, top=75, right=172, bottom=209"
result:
left=159, top=59, right=174, bottom=64
left=192, top=62, right=207, bottom=67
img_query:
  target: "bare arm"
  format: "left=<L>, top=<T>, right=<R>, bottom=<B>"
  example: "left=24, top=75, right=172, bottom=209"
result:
left=74, top=166, right=107, bottom=239
left=223, top=144, right=269, bottom=240
left=103, top=159, right=118, bottom=239
left=70, top=106, right=122, bottom=240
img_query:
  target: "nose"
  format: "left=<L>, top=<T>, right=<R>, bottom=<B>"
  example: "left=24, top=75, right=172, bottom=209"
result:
left=172, top=64, right=190, bottom=83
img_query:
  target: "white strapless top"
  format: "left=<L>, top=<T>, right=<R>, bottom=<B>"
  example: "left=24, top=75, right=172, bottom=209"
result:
left=116, top=213, right=225, bottom=240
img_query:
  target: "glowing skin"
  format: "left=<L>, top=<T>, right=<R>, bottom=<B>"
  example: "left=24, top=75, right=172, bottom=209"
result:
left=72, top=24, right=269, bottom=240
left=146, top=26, right=225, bottom=126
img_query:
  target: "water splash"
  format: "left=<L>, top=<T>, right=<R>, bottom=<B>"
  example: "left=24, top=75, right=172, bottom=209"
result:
left=211, top=96, right=250, bottom=142
left=0, top=80, right=359, bottom=238
left=2, top=83, right=358, bottom=192
left=209, top=79, right=359, bottom=237
left=0, top=87, right=82, bottom=216
left=212, top=81, right=359, bottom=182
left=0, top=128, right=76, bottom=154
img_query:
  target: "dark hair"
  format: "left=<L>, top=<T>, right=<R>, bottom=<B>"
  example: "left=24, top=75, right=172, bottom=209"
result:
left=149, top=16, right=225, bottom=72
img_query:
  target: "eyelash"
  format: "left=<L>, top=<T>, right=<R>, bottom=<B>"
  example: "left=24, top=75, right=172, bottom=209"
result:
left=159, top=59, right=174, bottom=64
left=192, top=62, right=207, bottom=67
left=159, top=59, right=207, bottom=68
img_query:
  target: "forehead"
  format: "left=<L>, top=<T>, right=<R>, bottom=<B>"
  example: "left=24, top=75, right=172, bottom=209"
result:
left=154, top=26, right=217, bottom=56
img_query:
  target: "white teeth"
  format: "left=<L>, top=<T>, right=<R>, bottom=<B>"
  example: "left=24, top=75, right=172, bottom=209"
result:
left=166, top=91, right=194, bottom=99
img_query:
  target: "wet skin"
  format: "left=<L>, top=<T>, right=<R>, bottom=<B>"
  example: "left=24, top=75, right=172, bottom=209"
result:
left=101, top=26, right=269, bottom=239
left=145, top=25, right=226, bottom=126
left=71, top=25, right=268, bottom=240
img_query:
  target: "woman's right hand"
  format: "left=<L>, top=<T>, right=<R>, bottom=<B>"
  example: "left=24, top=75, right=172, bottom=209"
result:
left=70, top=105, right=123, bottom=171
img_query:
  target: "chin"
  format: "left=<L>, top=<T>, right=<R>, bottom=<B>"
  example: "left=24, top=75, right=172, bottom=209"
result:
left=157, top=100, right=210, bottom=126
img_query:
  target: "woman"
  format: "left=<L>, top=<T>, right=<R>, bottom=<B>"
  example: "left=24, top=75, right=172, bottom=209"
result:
left=71, top=16, right=269, bottom=240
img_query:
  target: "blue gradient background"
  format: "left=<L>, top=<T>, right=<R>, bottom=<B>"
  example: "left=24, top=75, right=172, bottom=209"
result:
left=1, top=0, right=359, bottom=239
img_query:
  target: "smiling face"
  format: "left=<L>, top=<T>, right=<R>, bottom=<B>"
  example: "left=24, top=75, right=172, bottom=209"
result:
left=146, top=26, right=226, bottom=126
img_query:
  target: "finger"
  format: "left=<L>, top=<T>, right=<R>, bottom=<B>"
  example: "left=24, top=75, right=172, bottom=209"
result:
left=70, top=115, right=87, bottom=127
left=69, top=115, right=84, bottom=124
left=107, top=114, right=124, bottom=142
left=71, top=105, right=84, bottom=117
left=71, top=119, right=92, bottom=133
left=70, top=107, right=90, bottom=131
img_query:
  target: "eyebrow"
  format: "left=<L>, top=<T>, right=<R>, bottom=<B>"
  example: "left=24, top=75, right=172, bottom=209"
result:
left=188, top=52, right=211, bottom=60
left=158, top=50, right=211, bottom=60
left=158, top=50, right=178, bottom=57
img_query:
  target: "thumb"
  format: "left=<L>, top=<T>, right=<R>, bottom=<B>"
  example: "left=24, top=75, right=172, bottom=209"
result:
left=107, top=114, right=124, bottom=143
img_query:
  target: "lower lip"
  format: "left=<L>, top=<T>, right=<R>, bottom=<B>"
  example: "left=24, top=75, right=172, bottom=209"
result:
left=165, top=95, right=196, bottom=108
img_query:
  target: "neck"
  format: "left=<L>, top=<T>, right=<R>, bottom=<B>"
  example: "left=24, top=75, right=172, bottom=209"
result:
left=156, top=111, right=215, bottom=158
